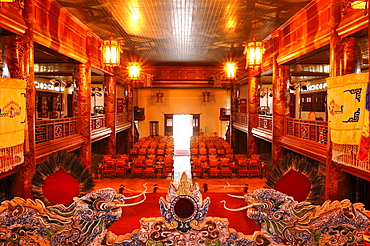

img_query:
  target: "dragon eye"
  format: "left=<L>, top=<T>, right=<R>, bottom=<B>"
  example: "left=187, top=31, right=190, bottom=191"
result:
left=96, top=201, right=109, bottom=211
left=261, top=201, right=273, bottom=209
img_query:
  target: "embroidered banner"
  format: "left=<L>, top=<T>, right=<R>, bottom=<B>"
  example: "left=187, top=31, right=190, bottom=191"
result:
left=327, top=73, right=369, bottom=169
left=327, top=73, right=368, bottom=145
left=0, top=78, right=26, bottom=173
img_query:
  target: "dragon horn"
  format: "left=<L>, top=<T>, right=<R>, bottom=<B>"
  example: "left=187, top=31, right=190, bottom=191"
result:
left=227, top=194, right=245, bottom=199
left=116, top=191, right=147, bottom=207
left=220, top=200, right=254, bottom=211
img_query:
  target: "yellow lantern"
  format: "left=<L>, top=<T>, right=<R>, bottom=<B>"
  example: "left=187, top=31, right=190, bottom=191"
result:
left=128, top=62, right=141, bottom=80
left=243, top=40, right=264, bottom=68
left=225, top=62, right=237, bottom=80
left=102, top=38, right=121, bottom=66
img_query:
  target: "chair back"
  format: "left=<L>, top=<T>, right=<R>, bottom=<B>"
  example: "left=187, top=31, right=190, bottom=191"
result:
left=238, top=158, right=247, bottom=167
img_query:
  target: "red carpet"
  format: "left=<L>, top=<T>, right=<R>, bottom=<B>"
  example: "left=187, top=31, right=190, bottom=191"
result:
left=108, top=192, right=260, bottom=236
left=175, top=150, right=190, bottom=156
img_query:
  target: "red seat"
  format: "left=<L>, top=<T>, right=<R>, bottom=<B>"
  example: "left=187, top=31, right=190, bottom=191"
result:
left=237, top=158, right=248, bottom=178
left=220, top=158, right=232, bottom=178
left=247, top=159, right=262, bottom=178
left=138, top=148, right=147, bottom=156
left=129, top=148, right=138, bottom=158
left=143, top=159, right=155, bottom=178
left=147, top=148, right=156, bottom=155
left=191, top=164, right=203, bottom=178
left=163, top=159, right=173, bottom=178
left=114, top=159, right=126, bottom=178
left=208, top=148, right=217, bottom=155
left=101, top=159, right=115, bottom=178
left=131, top=159, right=144, bottom=178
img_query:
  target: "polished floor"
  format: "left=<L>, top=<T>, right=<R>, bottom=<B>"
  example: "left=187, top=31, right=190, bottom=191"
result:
left=94, top=155, right=267, bottom=195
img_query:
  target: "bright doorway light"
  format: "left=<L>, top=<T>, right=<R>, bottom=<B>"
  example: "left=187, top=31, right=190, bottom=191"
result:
left=173, top=114, right=193, bottom=152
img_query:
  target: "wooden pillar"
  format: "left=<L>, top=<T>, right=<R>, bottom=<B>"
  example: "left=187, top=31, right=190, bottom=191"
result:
left=230, top=84, right=238, bottom=148
left=247, top=73, right=259, bottom=156
left=342, top=37, right=361, bottom=74
left=126, top=81, right=134, bottom=147
left=7, top=0, right=36, bottom=199
left=326, top=0, right=350, bottom=200
left=105, top=75, right=117, bottom=156
left=75, top=63, right=92, bottom=168
left=272, top=64, right=290, bottom=166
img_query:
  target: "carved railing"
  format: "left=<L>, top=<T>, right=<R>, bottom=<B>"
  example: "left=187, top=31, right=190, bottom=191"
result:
left=91, top=115, right=107, bottom=130
left=234, top=112, right=248, bottom=125
left=284, top=118, right=328, bottom=144
left=117, top=113, right=127, bottom=124
left=257, top=115, right=272, bottom=130
left=35, top=117, right=78, bottom=144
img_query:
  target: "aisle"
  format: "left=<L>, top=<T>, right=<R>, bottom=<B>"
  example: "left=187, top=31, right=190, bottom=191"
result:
left=172, top=155, right=192, bottom=186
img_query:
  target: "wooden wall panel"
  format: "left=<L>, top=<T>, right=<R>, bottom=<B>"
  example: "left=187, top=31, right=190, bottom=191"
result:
left=0, top=3, right=26, bottom=35
left=277, top=0, right=331, bottom=64
left=33, top=0, right=89, bottom=63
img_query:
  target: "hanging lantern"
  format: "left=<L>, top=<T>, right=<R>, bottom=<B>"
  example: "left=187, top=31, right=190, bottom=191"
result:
left=128, top=62, right=141, bottom=80
left=225, top=62, right=237, bottom=80
left=243, top=40, right=264, bottom=68
left=102, top=38, right=121, bottom=66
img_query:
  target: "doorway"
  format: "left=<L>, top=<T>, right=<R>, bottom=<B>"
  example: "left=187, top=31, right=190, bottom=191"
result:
left=173, top=114, right=193, bottom=155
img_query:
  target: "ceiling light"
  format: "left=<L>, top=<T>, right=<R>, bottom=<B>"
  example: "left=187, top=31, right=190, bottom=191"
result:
left=102, top=38, right=121, bottom=67
left=243, top=40, right=264, bottom=68
left=128, top=62, right=141, bottom=80
left=225, top=62, right=237, bottom=80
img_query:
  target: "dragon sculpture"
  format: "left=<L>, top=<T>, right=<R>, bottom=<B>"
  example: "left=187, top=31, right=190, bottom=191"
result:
left=0, top=187, right=146, bottom=246
left=222, top=188, right=370, bottom=245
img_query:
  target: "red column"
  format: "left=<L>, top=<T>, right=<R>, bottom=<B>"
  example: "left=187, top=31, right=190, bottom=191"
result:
left=272, top=65, right=290, bottom=166
left=75, top=63, right=92, bottom=168
left=325, top=0, right=350, bottom=200
left=105, top=75, right=117, bottom=156
left=7, top=0, right=36, bottom=199
left=247, top=73, right=259, bottom=156
left=126, top=82, right=134, bottom=147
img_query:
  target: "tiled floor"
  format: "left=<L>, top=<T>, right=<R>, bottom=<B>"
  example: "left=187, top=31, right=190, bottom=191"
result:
left=94, top=155, right=267, bottom=194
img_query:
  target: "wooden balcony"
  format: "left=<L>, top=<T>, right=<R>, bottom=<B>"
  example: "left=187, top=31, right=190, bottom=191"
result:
left=284, top=118, right=328, bottom=144
left=116, top=113, right=131, bottom=133
left=233, top=112, right=248, bottom=132
left=91, top=115, right=112, bottom=142
left=36, top=117, right=78, bottom=144
left=35, top=117, right=84, bottom=164
left=252, top=115, right=273, bottom=142
left=280, top=118, right=328, bottom=163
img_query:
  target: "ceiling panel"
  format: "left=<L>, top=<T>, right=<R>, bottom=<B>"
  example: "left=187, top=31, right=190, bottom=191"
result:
left=56, top=0, right=311, bottom=65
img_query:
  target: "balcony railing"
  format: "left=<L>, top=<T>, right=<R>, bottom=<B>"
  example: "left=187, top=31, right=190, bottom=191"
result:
left=284, top=117, right=328, bottom=144
left=117, top=113, right=128, bottom=124
left=257, top=115, right=272, bottom=130
left=234, top=112, right=248, bottom=125
left=91, top=115, right=107, bottom=130
left=36, top=117, right=78, bottom=144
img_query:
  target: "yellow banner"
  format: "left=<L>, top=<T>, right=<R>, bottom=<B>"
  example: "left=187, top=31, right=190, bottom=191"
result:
left=0, top=78, right=26, bottom=148
left=327, top=73, right=368, bottom=145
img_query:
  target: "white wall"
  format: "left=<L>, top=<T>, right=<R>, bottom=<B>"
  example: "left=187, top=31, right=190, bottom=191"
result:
left=135, top=88, right=230, bottom=138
